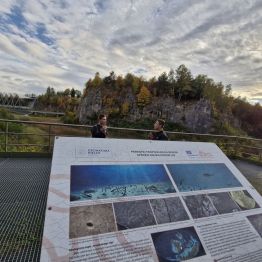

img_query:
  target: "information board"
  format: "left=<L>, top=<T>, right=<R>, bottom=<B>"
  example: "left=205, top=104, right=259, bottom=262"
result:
left=41, top=137, right=262, bottom=262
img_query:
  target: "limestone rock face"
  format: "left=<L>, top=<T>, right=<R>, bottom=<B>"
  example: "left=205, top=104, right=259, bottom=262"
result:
left=183, top=99, right=213, bottom=133
left=78, top=88, right=102, bottom=121
left=78, top=89, right=233, bottom=133
left=141, top=98, right=213, bottom=133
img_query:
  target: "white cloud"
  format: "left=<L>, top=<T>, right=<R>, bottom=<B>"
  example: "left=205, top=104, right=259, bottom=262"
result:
left=0, top=0, right=15, bottom=13
left=0, top=0, right=261, bottom=102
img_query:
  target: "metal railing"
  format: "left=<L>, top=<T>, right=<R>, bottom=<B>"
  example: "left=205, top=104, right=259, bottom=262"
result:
left=0, top=118, right=261, bottom=162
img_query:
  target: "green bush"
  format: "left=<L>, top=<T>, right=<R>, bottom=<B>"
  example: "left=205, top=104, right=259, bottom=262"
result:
left=0, top=109, right=23, bottom=133
left=61, top=111, right=78, bottom=124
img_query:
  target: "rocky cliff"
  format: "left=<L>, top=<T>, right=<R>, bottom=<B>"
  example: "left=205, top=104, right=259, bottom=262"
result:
left=78, top=86, right=225, bottom=133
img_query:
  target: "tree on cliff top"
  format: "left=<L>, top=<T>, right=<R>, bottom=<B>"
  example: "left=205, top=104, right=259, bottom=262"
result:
left=93, top=72, right=103, bottom=88
left=176, top=64, right=193, bottom=101
left=137, top=85, right=152, bottom=108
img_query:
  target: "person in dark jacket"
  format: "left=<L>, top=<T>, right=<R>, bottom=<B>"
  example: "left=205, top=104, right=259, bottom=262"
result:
left=148, top=119, right=168, bottom=140
left=91, top=114, right=108, bottom=138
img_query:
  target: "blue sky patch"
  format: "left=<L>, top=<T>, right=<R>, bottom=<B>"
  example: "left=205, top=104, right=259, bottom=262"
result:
left=35, top=23, right=54, bottom=46
left=1, top=5, right=54, bottom=46
left=6, top=6, right=28, bottom=30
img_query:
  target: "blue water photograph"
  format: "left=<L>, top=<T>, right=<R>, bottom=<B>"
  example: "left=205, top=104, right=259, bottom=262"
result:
left=166, top=163, right=242, bottom=192
left=70, top=164, right=176, bottom=201
left=151, top=226, right=206, bottom=262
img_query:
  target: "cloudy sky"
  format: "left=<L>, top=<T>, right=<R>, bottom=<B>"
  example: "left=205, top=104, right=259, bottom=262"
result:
left=0, top=0, right=261, bottom=103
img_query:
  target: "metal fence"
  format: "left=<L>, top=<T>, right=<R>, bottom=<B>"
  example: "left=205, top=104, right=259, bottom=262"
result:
left=0, top=118, right=261, bottom=162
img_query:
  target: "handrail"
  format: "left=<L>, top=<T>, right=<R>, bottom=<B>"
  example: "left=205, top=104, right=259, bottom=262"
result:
left=0, top=118, right=89, bottom=127
left=0, top=118, right=261, bottom=142
left=0, top=118, right=261, bottom=162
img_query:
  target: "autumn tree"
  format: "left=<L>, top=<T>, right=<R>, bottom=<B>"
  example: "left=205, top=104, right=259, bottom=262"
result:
left=103, top=71, right=116, bottom=88
left=175, top=64, right=193, bottom=101
left=232, top=99, right=262, bottom=138
left=148, top=77, right=157, bottom=96
left=46, top=86, right=55, bottom=98
left=121, top=102, right=130, bottom=116
left=70, top=88, right=76, bottom=98
left=124, top=73, right=139, bottom=93
left=157, top=72, right=169, bottom=96
left=225, top=84, right=232, bottom=96
left=124, top=73, right=134, bottom=86
left=137, top=86, right=152, bottom=108
left=168, top=69, right=176, bottom=96
left=116, top=75, right=124, bottom=90
left=63, top=88, right=70, bottom=96
left=191, top=74, right=208, bottom=99
left=93, top=72, right=103, bottom=88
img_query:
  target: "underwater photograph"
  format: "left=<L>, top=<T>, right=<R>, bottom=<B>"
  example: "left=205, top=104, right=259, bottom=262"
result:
left=151, top=226, right=206, bottom=262
left=166, top=163, right=242, bottom=192
left=70, top=164, right=176, bottom=201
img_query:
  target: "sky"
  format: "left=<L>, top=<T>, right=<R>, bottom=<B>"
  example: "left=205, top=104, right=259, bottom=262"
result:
left=0, top=0, right=261, bottom=103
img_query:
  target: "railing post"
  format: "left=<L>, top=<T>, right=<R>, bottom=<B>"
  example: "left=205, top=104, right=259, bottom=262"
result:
left=5, top=122, right=8, bottom=152
left=234, top=137, right=239, bottom=157
left=85, top=125, right=89, bottom=137
left=48, top=125, right=51, bottom=152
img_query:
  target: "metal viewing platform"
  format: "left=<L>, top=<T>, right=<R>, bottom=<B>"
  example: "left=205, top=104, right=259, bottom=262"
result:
left=0, top=119, right=262, bottom=261
left=0, top=157, right=51, bottom=261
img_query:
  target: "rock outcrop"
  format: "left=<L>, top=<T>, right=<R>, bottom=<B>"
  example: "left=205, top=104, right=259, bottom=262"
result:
left=78, top=88, right=238, bottom=133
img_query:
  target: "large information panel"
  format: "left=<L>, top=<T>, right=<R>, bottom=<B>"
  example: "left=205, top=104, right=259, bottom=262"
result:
left=41, top=137, right=262, bottom=261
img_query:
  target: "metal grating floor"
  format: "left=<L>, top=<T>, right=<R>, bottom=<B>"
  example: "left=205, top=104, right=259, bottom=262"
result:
left=0, top=158, right=51, bottom=262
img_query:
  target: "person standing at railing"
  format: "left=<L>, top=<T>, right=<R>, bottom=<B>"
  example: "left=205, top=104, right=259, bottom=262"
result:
left=148, top=119, right=168, bottom=140
left=91, top=114, right=108, bottom=138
